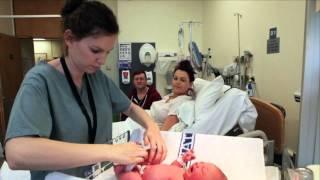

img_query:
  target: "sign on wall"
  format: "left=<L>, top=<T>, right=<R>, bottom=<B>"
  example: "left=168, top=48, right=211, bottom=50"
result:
left=267, top=27, right=280, bottom=54
left=118, top=43, right=132, bottom=69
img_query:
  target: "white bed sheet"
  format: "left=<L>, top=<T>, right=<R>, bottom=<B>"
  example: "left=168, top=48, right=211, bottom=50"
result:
left=184, top=88, right=257, bottom=135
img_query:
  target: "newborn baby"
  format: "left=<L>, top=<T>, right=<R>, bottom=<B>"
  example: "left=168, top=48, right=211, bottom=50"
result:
left=115, top=150, right=227, bottom=180
left=184, top=162, right=228, bottom=180
left=114, top=166, right=141, bottom=180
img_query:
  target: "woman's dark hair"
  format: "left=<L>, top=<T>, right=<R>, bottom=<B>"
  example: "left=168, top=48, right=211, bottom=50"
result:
left=173, top=60, right=196, bottom=82
left=61, top=0, right=119, bottom=39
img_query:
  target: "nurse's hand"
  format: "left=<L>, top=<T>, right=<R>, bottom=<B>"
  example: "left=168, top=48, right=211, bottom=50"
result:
left=111, top=142, right=148, bottom=164
left=143, top=125, right=167, bottom=164
left=123, top=103, right=167, bottom=164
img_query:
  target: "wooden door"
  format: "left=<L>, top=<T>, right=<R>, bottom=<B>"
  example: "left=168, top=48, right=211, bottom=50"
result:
left=0, top=82, right=5, bottom=144
left=0, top=33, right=23, bottom=143
left=0, top=89, right=5, bottom=165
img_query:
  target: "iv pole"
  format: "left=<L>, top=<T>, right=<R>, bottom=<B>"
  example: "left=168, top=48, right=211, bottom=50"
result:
left=179, top=21, right=201, bottom=60
left=234, top=13, right=243, bottom=89
left=179, top=21, right=213, bottom=79
left=180, top=21, right=201, bottom=44
left=234, top=13, right=242, bottom=59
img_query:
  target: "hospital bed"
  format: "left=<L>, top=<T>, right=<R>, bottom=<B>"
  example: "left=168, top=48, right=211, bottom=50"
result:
left=116, top=77, right=280, bottom=166
left=119, top=76, right=258, bottom=136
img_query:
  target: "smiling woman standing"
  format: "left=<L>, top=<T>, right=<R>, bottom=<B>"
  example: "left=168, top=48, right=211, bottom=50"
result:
left=4, top=0, right=166, bottom=179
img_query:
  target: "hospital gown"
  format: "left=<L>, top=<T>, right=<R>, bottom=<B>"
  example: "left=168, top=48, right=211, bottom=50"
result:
left=150, top=94, right=192, bottom=128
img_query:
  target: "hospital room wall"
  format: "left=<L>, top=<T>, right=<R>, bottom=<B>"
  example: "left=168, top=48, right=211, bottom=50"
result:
left=98, top=0, right=120, bottom=84
left=112, top=0, right=304, bottom=152
left=202, top=0, right=306, bottom=152
left=117, top=0, right=203, bottom=96
left=0, top=0, right=14, bottom=36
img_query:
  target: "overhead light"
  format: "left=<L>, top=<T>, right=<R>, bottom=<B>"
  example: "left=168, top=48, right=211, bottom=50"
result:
left=33, top=38, right=46, bottom=41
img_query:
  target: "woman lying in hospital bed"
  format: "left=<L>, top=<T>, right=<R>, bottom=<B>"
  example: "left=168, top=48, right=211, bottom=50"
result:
left=121, top=60, right=257, bottom=136
left=150, top=60, right=196, bottom=131
left=174, top=76, right=257, bottom=135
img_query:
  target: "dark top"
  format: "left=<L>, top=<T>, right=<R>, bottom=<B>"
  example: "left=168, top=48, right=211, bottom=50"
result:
left=128, top=86, right=161, bottom=109
left=121, top=86, right=161, bottom=121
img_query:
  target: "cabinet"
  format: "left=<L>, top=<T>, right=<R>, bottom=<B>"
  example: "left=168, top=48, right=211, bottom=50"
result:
left=13, top=0, right=65, bottom=38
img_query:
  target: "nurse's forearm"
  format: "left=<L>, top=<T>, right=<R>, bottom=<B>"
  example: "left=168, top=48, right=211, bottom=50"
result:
left=5, top=137, right=114, bottom=170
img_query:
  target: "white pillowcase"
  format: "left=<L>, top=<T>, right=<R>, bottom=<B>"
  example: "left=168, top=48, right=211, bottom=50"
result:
left=193, top=77, right=210, bottom=94
left=194, top=76, right=224, bottom=122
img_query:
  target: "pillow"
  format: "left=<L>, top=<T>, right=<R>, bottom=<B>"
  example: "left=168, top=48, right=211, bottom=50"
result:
left=193, top=78, right=210, bottom=94
left=193, top=77, right=229, bottom=94
left=194, top=76, right=224, bottom=122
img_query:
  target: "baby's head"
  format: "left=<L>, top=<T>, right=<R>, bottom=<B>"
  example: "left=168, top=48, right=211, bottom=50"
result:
left=184, top=162, right=227, bottom=180
left=114, top=165, right=142, bottom=180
